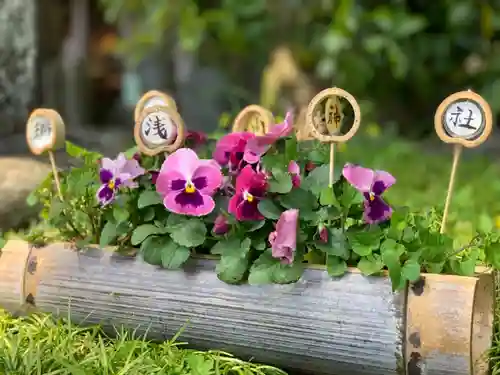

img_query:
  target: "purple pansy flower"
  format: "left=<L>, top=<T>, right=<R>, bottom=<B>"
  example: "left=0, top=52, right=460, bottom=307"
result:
left=97, top=153, right=145, bottom=205
left=342, top=163, right=396, bottom=224
left=156, top=148, right=223, bottom=216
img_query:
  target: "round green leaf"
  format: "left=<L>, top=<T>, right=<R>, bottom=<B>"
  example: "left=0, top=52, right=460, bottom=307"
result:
left=170, top=219, right=207, bottom=247
left=131, top=224, right=164, bottom=246
left=326, top=255, right=348, bottom=277
left=402, top=260, right=421, bottom=282
left=99, top=221, right=118, bottom=247
left=138, top=190, right=163, bottom=208
left=257, top=199, right=282, bottom=220
left=161, top=242, right=191, bottom=269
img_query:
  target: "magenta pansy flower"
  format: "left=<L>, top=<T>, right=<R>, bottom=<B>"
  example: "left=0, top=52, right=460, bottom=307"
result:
left=342, top=163, right=396, bottom=224
left=228, top=165, right=268, bottom=221
left=213, top=132, right=256, bottom=173
left=97, top=153, right=145, bottom=205
left=156, top=148, right=223, bottom=216
left=243, top=111, right=294, bottom=164
left=288, top=160, right=301, bottom=188
left=269, top=209, right=299, bottom=264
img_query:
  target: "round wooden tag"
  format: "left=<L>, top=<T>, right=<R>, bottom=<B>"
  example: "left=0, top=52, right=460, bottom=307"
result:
left=134, top=106, right=185, bottom=156
left=134, top=90, right=178, bottom=123
left=306, top=87, right=361, bottom=143
left=26, top=108, right=66, bottom=155
left=232, top=105, right=274, bottom=136
left=434, top=90, right=492, bottom=148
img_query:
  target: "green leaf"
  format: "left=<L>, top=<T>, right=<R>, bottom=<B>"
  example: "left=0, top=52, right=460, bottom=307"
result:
left=380, top=239, right=404, bottom=290
left=26, top=191, right=39, bottom=207
left=326, top=255, right=348, bottom=277
left=99, top=221, right=118, bottom=247
left=170, top=219, right=207, bottom=247
left=484, top=241, right=500, bottom=268
left=273, top=261, right=304, bottom=284
left=402, top=260, right=421, bottom=282
left=303, top=164, right=331, bottom=196
left=340, top=183, right=364, bottom=209
left=268, top=169, right=293, bottom=194
left=113, top=206, right=130, bottom=223
left=248, top=251, right=277, bottom=285
left=216, top=252, right=250, bottom=284
left=138, top=190, right=163, bottom=208
left=142, top=207, right=156, bottom=221
left=161, top=241, right=191, bottom=269
left=279, top=188, right=318, bottom=210
left=140, top=236, right=164, bottom=266
left=357, top=254, right=384, bottom=275
left=131, top=224, right=165, bottom=246
left=257, top=199, right=283, bottom=220
left=319, top=187, right=339, bottom=206
left=210, top=238, right=244, bottom=255
left=315, top=228, right=350, bottom=260
left=347, top=226, right=382, bottom=256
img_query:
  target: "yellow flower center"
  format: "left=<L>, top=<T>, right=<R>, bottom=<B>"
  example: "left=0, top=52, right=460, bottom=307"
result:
left=244, top=191, right=254, bottom=203
left=185, top=182, right=195, bottom=193
left=108, top=180, right=116, bottom=189
left=369, top=192, right=375, bottom=201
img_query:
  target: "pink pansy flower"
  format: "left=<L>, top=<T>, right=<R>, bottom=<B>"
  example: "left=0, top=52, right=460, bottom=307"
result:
left=213, top=214, right=229, bottom=235
left=156, top=148, right=223, bottom=216
left=288, top=160, right=301, bottom=188
left=269, top=209, right=299, bottom=265
left=228, top=165, right=268, bottom=221
left=243, top=111, right=294, bottom=164
left=342, top=163, right=396, bottom=224
left=213, top=132, right=256, bottom=173
left=97, top=153, right=145, bottom=205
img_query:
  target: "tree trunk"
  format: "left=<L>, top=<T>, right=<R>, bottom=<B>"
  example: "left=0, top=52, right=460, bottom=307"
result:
left=0, top=0, right=37, bottom=136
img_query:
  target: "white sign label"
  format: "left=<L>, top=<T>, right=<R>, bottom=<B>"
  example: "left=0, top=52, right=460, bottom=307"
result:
left=140, top=111, right=177, bottom=146
left=28, top=116, right=52, bottom=149
left=144, top=96, right=169, bottom=110
left=443, top=100, right=484, bottom=139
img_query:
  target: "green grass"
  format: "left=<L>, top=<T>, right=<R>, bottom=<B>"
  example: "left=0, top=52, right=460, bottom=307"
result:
left=0, top=310, right=286, bottom=375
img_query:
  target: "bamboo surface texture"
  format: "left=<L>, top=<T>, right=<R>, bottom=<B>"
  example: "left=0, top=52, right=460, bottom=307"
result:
left=0, top=240, right=494, bottom=375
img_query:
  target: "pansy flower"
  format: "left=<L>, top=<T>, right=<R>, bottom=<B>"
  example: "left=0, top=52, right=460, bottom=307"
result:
left=288, top=160, right=301, bottom=188
left=269, top=209, right=299, bottom=264
left=97, top=153, right=145, bottom=205
left=213, top=132, right=255, bottom=173
left=185, top=130, right=208, bottom=149
left=243, top=111, right=294, bottom=164
left=228, top=165, right=268, bottom=221
left=342, top=164, right=396, bottom=224
left=156, top=148, right=223, bottom=216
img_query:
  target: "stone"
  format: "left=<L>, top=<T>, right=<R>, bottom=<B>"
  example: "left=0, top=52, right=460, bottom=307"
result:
left=0, top=157, right=50, bottom=231
left=0, top=0, right=36, bottom=136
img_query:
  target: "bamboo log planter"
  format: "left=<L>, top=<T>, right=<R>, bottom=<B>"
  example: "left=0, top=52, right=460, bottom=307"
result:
left=0, top=240, right=494, bottom=375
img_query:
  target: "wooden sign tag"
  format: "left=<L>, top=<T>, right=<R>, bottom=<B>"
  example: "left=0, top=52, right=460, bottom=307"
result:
left=434, top=90, right=493, bottom=233
left=134, top=105, right=185, bottom=156
left=134, top=90, right=178, bottom=123
left=233, top=105, right=274, bottom=135
left=26, top=108, right=66, bottom=200
left=306, top=88, right=361, bottom=186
